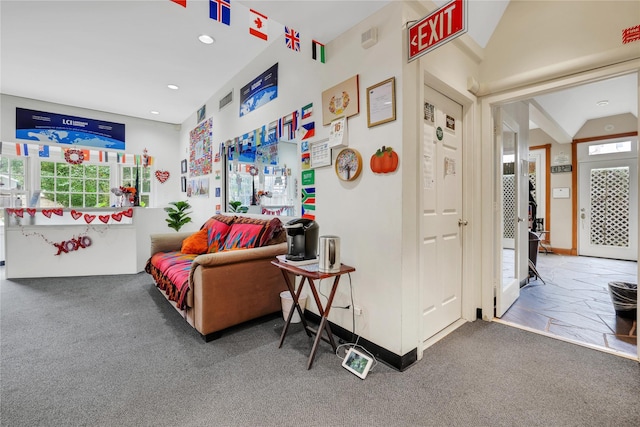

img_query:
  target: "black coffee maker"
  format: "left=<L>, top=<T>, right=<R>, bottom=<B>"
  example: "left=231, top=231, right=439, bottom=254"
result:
left=284, top=218, right=319, bottom=261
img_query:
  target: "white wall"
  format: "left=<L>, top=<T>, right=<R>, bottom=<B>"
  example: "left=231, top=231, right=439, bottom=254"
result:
left=479, top=0, right=640, bottom=94
left=179, top=2, right=408, bottom=355
left=1, top=94, right=183, bottom=209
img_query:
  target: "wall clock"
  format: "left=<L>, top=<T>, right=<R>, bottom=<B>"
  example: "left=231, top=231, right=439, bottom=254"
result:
left=335, top=148, right=363, bottom=181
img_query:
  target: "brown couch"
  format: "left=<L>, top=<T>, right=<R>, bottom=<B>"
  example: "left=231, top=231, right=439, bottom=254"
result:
left=146, top=215, right=289, bottom=341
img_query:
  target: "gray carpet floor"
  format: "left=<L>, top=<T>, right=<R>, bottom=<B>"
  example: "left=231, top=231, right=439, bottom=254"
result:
left=1, top=271, right=639, bottom=427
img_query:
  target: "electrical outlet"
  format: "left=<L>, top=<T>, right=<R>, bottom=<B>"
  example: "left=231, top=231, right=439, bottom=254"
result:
left=354, top=306, right=363, bottom=316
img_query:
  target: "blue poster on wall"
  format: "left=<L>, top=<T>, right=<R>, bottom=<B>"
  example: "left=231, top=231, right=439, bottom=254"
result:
left=239, top=63, right=278, bottom=117
left=15, top=108, right=126, bottom=150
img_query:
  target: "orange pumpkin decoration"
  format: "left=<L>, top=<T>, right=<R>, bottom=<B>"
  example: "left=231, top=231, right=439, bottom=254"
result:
left=370, top=146, right=399, bottom=174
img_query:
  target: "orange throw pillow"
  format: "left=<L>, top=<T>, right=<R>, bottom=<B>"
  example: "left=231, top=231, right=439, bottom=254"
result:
left=181, top=228, right=209, bottom=254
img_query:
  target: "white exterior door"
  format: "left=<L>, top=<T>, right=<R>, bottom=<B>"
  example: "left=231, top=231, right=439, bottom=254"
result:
left=420, top=86, right=464, bottom=342
left=578, top=138, right=638, bottom=261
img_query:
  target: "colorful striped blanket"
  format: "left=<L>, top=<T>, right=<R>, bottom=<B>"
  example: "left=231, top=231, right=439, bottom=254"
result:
left=145, top=251, right=198, bottom=310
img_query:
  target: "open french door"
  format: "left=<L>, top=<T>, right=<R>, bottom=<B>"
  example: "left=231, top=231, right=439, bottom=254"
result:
left=495, top=103, right=529, bottom=317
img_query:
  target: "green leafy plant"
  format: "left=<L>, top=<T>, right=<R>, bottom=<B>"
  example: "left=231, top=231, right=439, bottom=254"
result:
left=164, top=201, right=192, bottom=232
left=228, top=201, right=248, bottom=213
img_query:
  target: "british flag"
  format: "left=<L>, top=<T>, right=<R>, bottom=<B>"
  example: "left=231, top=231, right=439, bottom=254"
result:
left=284, top=26, right=300, bottom=51
left=210, top=0, right=230, bottom=26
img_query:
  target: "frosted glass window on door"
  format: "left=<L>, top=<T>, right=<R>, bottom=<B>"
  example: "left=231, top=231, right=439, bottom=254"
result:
left=589, top=167, right=630, bottom=247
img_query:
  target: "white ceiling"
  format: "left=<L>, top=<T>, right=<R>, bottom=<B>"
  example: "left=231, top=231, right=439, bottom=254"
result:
left=1, top=0, right=637, bottom=140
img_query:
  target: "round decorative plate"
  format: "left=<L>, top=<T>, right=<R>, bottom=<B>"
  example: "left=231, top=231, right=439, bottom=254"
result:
left=335, top=148, right=363, bottom=181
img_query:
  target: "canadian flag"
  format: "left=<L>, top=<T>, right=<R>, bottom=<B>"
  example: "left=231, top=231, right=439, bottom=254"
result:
left=249, top=9, right=268, bottom=41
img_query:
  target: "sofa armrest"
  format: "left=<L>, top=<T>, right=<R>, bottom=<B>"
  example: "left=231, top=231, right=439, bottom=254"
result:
left=150, top=232, right=192, bottom=254
left=192, top=242, right=288, bottom=268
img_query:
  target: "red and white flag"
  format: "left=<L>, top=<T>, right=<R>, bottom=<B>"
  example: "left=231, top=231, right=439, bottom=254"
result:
left=249, top=9, right=268, bottom=41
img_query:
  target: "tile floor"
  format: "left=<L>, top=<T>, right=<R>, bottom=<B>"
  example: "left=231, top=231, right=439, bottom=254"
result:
left=500, top=251, right=638, bottom=359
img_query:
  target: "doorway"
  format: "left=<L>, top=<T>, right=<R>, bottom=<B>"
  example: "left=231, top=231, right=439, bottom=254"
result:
left=485, top=69, right=639, bottom=360
left=577, top=138, right=638, bottom=261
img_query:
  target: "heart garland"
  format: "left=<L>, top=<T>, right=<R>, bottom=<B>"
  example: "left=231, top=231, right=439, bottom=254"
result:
left=11, top=208, right=135, bottom=258
left=155, top=170, right=170, bottom=183
left=6, top=208, right=134, bottom=224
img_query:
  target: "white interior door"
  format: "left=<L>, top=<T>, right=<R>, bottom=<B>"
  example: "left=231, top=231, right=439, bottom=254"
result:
left=420, top=86, right=464, bottom=342
left=578, top=138, right=638, bottom=261
left=495, top=104, right=529, bottom=318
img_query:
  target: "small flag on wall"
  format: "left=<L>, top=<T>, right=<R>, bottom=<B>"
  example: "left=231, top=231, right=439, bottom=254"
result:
left=210, top=0, right=231, bottom=26
left=249, top=9, right=268, bottom=41
left=285, top=26, right=300, bottom=51
left=312, top=40, right=325, bottom=63
left=170, top=0, right=187, bottom=7
left=38, top=145, right=50, bottom=158
left=300, top=122, right=315, bottom=140
left=301, top=103, right=313, bottom=120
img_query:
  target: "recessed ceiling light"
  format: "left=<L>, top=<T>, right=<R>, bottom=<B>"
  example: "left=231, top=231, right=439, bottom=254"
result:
left=167, top=84, right=179, bottom=90
left=198, top=34, right=215, bottom=44
left=596, top=100, right=609, bottom=106
left=150, top=111, right=160, bottom=115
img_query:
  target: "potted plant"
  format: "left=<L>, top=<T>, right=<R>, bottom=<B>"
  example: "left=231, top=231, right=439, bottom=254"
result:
left=228, top=200, right=248, bottom=213
left=165, top=201, right=192, bottom=232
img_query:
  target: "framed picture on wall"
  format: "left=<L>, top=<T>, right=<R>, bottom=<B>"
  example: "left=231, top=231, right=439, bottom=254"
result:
left=366, top=77, right=396, bottom=127
left=181, top=159, right=187, bottom=174
left=321, top=75, right=359, bottom=125
left=181, top=176, right=187, bottom=193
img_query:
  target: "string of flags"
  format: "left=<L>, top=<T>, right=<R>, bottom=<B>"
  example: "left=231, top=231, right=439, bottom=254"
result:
left=225, top=102, right=315, bottom=162
left=2, top=141, right=153, bottom=166
left=169, top=0, right=325, bottom=61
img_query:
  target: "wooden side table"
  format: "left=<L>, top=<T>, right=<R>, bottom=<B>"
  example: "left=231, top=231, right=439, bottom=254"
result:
left=271, top=260, right=355, bottom=369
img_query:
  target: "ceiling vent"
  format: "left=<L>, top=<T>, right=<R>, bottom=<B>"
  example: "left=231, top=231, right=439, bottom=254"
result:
left=361, top=27, right=377, bottom=49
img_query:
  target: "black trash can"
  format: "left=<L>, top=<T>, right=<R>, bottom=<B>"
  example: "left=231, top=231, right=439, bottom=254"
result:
left=607, top=282, right=637, bottom=319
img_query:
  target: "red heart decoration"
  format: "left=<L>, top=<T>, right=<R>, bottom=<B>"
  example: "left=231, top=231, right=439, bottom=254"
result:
left=155, top=170, right=170, bottom=183
left=42, top=209, right=52, bottom=218
left=71, top=210, right=82, bottom=220
left=122, top=208, right=133, bottom=218
left=84, top=214, right=96, bottom=224
left=111, top=212, right=123, bottom=222
left=14, top=209, right=24, bottom=218
left=52, top=208, right=63, bottom=216
left=99, top=215, right=110, bottom=224
left=26, top=208, right=36, bottom=217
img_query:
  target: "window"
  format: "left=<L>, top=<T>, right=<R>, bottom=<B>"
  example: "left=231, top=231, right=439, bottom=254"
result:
left=588, top=140, right=631, bottom=156
left=121, top=165, right=151, bottom=207
left=40, top=161, right=111, bottom=208
left=0, top=156, right=26, bottom=207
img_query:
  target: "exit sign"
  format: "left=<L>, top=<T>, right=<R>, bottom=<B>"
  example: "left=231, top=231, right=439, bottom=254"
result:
left=408, top=0, right=467, bottom=62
